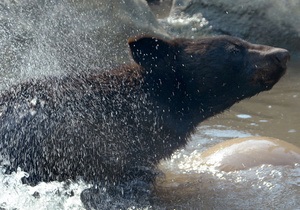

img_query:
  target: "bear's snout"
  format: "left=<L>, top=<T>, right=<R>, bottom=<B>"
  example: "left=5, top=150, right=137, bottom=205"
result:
left=271, top=48, right=290, bottom=69
left=248, top=46, right=289, bottom=90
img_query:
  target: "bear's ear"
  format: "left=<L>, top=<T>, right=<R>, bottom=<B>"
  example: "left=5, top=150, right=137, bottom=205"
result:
left=128, top=36, right=174, bottom=69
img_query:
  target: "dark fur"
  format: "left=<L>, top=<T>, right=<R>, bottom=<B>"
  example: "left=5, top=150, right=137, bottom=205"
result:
left=0, top=35, right=289, bottom=185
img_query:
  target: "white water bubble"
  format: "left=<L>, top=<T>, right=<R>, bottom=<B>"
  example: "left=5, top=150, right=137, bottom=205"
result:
left=236, top=114, right=252, bottom=119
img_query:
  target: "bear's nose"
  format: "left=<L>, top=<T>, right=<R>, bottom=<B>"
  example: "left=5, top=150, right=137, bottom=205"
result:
left=273, top=48, right=290, bottom=68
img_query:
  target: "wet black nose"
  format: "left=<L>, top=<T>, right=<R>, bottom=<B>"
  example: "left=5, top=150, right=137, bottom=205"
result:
left=273, top=49, right=290, bottom=68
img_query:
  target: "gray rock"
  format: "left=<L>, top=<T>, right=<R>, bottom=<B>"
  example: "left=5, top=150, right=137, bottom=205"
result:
left=159, top=0, right=300, bottom=52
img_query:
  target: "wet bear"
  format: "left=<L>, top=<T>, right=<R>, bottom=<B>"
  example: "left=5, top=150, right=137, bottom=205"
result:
left=0, top=35, right=289, bottom=185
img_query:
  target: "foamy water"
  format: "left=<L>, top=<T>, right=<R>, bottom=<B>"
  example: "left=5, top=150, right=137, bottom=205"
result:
left=0, top=167, right=88, bottom=210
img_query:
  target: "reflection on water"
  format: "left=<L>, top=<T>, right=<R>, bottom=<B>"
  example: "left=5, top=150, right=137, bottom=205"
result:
left=155, top=164, right=300, bottom=209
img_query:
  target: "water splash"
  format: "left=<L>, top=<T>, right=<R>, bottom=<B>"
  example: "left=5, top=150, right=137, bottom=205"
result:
left=0, top=167, right=88, bottom=210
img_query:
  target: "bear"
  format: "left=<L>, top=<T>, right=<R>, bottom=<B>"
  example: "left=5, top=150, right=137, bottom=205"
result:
left=0, top=35, right=289, bottom=185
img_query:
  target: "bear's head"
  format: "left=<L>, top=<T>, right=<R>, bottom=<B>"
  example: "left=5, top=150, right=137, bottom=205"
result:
left=128, top=35, right=289, bottom=114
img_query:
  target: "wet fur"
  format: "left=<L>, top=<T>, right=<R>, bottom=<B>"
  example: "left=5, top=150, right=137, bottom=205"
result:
left=0, top=35, right=288, bottom=185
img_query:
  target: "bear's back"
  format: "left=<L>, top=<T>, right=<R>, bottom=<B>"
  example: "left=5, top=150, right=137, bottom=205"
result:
left=0, top=67, right=183, bottom=184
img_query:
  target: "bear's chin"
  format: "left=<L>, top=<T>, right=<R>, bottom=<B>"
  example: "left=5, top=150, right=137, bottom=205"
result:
left=250, top=64, right=287, bottom=91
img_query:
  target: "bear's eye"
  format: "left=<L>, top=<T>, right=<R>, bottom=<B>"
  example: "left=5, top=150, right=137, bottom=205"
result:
left=227, top=44, right=242, bottom=55
left=228, top=45, right=241, bottom=55
left=232, top=49, right=240, bottom=55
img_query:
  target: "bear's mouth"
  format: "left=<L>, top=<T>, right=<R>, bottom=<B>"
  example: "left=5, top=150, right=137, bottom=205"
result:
left=251, top=65, right=287, bottom=90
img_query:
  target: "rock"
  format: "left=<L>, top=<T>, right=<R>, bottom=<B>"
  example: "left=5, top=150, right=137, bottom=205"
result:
left=160, top=0, right=300, bottom=53
left=147, top=0, right=173, bottom=19
left=200, top=136, right=300, bottom=172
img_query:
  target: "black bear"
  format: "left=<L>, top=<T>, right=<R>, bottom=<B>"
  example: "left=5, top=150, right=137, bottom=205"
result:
left=0, top=35, right=289, bottom=185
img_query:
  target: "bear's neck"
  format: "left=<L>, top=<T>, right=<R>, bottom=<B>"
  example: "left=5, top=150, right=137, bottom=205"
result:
left=139, top=66, right=196, bottom=136
left=98, top=63, right=236, bottom=140
left=140, top=65, right=238, bottom=138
